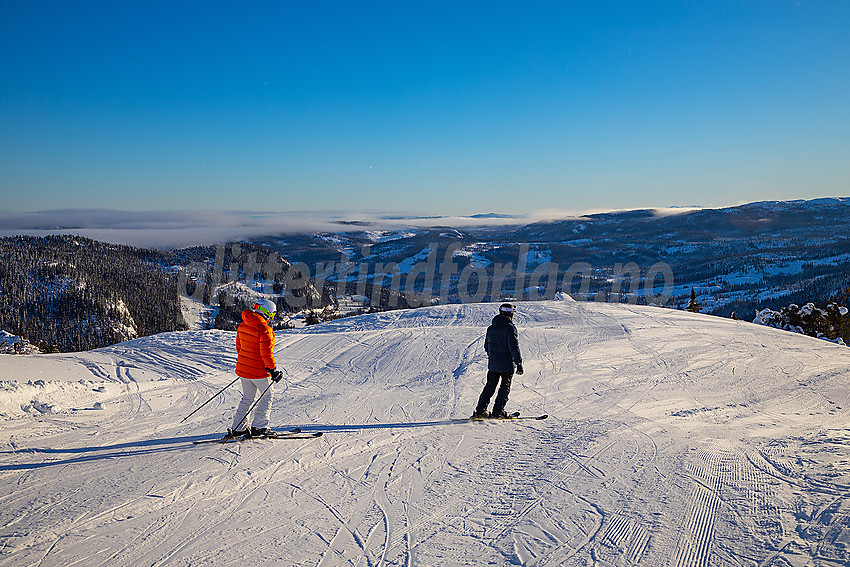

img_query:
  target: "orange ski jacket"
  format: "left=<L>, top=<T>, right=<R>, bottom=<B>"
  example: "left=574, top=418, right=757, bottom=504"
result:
left=235, top=309, right=276, bottom=379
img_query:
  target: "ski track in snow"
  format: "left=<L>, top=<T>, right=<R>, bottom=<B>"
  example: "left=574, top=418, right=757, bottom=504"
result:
left=1, top=301, right=850, bottom=566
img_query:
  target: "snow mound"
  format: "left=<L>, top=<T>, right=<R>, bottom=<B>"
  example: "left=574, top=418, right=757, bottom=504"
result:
left=0, top=379, right=110, bottom=418
left=0, top=330, right=40, bottom=354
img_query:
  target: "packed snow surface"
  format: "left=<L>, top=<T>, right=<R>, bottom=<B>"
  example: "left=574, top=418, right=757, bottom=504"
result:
left=1, top=301, right=849, bottom=566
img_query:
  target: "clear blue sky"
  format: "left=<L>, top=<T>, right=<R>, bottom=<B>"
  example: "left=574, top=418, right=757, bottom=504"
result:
left=1, top=1, right=848, bottom=216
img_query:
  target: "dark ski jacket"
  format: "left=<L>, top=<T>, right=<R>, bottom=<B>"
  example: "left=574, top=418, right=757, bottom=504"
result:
left=484, top=314, right=522, bottom=373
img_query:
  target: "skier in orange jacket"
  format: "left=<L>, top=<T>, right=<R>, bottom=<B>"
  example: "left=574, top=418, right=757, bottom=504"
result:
left=227, top=299, right=283, bottom=438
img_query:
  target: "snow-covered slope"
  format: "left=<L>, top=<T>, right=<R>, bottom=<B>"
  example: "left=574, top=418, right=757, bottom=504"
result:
left=1, top=301, right=849, bottom=566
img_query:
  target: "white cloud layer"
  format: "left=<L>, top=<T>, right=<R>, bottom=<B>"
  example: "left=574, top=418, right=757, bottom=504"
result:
left=0, top=205, right=720, bottom=248
left=0, top=209, right=537, bottom=248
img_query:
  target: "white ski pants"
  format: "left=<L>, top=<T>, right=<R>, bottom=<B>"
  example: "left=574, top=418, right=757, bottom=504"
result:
left=231, top=377, right=273, bottom=430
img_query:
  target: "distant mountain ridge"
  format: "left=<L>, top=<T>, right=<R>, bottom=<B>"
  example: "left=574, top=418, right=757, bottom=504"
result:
left=3, top=199, right=848, bottom=352
left=251, top=197, right=850, bottom=317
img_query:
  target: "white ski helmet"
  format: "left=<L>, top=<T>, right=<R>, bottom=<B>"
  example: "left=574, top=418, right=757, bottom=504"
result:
left=252, top=298, right=277, bottom=320
left=499, top=303, right=516, bottom=314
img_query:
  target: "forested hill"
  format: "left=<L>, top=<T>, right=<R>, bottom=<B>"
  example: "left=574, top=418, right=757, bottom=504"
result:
left=0, top=235, right=186, bottom=352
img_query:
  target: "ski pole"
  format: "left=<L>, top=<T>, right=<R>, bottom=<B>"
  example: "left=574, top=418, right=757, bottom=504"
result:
left=233, top=378, right=275, bottom=433
left=181, top=376, right=240, bottom=423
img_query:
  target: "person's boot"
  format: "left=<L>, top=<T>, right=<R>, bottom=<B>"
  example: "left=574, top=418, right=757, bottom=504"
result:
left=250, top=427, right=277, bottom=437
left=224, top=428, right=248, bottom=439
left=471, top=409, right=490, bottom=419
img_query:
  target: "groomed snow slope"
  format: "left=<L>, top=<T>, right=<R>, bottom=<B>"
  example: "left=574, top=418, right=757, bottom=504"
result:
left=1, top=301, right=849, bottom=567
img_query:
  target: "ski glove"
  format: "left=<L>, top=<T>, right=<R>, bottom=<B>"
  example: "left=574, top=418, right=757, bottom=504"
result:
left=516, top=363, right=524, bottom=375
left=268, top=368, right=283, bottom=382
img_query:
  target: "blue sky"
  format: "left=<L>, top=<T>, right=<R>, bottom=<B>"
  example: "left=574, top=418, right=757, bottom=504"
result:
left=1, top=1, right=848, bottom=217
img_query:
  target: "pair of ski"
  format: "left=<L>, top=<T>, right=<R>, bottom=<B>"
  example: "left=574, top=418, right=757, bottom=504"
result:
left=193, top=427, right=323, bottom=445
left=464, top=412, right=548, bottom=422
left=193, top=412, right=547, bottom=445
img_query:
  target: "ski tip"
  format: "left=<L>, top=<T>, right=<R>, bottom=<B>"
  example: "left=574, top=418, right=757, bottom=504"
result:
left=265, top=431, right=324, bottom=439
left=536, top=414, right=549, bottom=420
left=193, top=437, right=231, bottom=444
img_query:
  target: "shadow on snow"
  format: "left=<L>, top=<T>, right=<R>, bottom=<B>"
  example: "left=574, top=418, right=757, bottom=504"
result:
left=0, top=418, right=488, bottom=471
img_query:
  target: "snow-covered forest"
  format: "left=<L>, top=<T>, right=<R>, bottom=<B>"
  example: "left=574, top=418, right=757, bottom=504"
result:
left=0, top=236, right=187, bottom=352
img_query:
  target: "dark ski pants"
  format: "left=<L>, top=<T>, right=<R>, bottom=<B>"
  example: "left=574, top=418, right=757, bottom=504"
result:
left=476, top=371, right=513, bottom=415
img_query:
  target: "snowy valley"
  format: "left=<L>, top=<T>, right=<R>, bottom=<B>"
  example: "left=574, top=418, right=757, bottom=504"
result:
left=252, top=198, right=850, bottom=318
left=3, top=198, right=849, bottom=354
left=1, top=300, right=849, bottom=566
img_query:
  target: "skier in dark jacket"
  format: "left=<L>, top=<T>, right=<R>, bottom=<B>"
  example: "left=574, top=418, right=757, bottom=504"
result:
left=472, top=303, right=524, bottom=419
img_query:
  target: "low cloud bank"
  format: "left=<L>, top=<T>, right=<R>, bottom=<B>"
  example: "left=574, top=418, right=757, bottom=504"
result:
left=0, top=209, right=537, bottom=248
left=0, top=206, right=715, bottom=249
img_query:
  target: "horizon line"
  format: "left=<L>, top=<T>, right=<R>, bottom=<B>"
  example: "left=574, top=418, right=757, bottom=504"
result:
left=1, top=196, right=847, bottom=249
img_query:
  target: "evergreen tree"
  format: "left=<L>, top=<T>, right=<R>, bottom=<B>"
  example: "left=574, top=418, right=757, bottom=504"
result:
left=754, top=302, right=849, bottom=345
left=686, top=287, right=703, bottom=313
